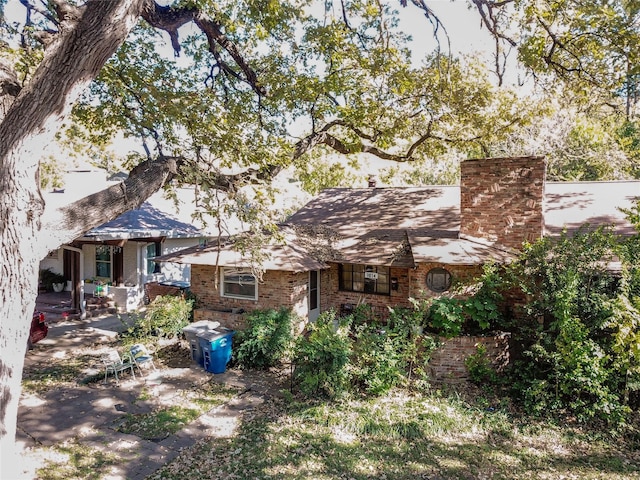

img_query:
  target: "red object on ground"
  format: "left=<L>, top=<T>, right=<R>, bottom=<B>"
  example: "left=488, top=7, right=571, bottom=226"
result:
left=29, top=311, right=48, bottom=346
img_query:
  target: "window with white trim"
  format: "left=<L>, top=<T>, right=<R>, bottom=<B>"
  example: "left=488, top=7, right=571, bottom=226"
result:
left=221, top=268, right=257, bottom=300
left=95, top=245, right=112, bottom=279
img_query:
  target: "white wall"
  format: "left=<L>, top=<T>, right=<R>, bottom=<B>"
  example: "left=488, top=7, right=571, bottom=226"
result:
left=82, top=244, right=98, bottom=281
left=39, top=248, right=64, bottom=276
left=159, top=238, right=196, bottom=283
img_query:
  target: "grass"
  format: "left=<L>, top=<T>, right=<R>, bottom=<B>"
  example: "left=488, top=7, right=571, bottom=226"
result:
left=148, top=390, right=640, bottom=480
left=33, top=440, right=120, bottom=480
left=21, top=339, right=640, bottom=479
left=117, top=405, right=202, bottom=439
left=117, top=382, right=238, bottom=440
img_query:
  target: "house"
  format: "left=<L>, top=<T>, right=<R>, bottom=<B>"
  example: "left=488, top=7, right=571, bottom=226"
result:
left=39, top=169, right=207, bottom=314
left=154, top=156, right=640, bottom=330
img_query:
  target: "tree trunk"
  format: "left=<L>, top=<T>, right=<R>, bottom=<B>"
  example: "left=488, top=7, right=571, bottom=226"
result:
left=0, top=0, right=149, bottom=472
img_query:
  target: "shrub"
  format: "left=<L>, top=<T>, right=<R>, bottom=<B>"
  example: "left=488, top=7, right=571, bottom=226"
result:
left=350, top=323, right=406, bottom=395
left=292, top=306, right=436, bottom=398
left=349, top=307, right=436, bottom=395
left=234, top=308, right=295, bottom=369
left=39, top=268, right=66, bottom=291
left=423, top=263, right=505, bottom=338
left=121, top=295, right=193, bottom=343
left=427, top=297, right=465, bottom=337
left=502, top=227, right=637, bottom=424
left=292, top=310, right=352, bottom=398
left=464, top=344, right=497, bottom=384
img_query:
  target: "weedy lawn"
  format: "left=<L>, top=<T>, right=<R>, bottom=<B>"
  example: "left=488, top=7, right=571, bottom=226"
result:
left=21, top=340, right=640, bottom=479
left=148, top=389, right=640, bottom=480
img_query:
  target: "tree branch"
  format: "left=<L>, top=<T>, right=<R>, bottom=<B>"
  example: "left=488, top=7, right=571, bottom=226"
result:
left=194, top=14, right=267, bottom=96
left=141, top=3, right=266, bottom=95
left=405, top=0, right=452, bottom=55
left=294, top=125, right=428, bottom=162
left=470, top=0, right=517, bottom=47
left=45, top=155, right=180, bottom=245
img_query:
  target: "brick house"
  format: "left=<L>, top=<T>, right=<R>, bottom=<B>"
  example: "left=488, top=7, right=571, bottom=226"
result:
left=156, top=156, right=639, bottom=331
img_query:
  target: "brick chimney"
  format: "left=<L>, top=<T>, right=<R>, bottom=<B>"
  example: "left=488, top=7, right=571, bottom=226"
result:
left=460, top=156, right=546, bottom=250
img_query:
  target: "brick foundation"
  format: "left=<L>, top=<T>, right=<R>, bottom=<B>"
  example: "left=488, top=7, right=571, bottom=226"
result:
left=428, top=332, right=511, bottom=383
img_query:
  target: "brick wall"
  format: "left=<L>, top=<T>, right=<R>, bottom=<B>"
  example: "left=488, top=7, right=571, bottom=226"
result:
left=460, top=156, right=546, bottom=250
left=409, top=263, right=482, bottom=301
left=428, top=333, right=511, bottom=383
left=322, top=263, right=481, bottom=319
left=190, top=264, right=310, bottom=332
left=323, top=264, right=415, bottom=316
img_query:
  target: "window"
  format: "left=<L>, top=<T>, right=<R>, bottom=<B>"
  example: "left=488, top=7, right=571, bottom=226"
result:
left=146, top=242, right=162, bottom=275
left=221, top=268, right=257, bottom=300
left=309, top=270, right=318, bottom=311
left=426, top=267, right=452, bottom=292
left=95, top=246, right=112, bottom=279
left=339, top=264, right=390, bottom=295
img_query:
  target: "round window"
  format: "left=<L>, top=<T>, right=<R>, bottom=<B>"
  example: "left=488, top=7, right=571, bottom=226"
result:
left=426, top=267, right=452, bottom=292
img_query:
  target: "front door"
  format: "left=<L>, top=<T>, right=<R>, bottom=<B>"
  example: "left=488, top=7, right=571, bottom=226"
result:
left=309, top=270, right=320, bottom=322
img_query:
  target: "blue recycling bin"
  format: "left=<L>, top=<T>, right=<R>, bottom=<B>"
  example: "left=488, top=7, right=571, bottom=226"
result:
left=182, top=321, right=221, bottom=366
left=197, top=329, right=235, bottom=374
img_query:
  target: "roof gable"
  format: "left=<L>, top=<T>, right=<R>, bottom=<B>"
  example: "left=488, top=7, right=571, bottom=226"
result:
left=84, top=202, right=202, bottom=240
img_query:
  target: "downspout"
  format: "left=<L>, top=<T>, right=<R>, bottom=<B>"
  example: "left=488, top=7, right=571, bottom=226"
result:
left=61, top=245, right=86, bottom=319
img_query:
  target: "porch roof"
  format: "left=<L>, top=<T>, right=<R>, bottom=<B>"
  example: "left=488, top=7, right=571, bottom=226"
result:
left=82, top=202, right=202, bottom=241
left=407, top=231, right=515, bottom=265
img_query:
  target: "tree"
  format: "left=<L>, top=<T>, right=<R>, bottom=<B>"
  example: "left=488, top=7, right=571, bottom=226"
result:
left=472, top=0, right=640, bottom=117
left=488, top=102, right=637, bottom=181
left=470, top=0, right=640, bottom=179
left=0, top=0, right=533, bottom=468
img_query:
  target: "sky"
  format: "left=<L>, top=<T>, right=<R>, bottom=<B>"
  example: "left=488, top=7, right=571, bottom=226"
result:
left=398, top=1, right=495, bottom=59
left=4, top=0, right=496, bottom=57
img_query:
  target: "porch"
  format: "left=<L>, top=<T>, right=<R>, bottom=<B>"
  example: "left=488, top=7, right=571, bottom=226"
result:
left=36, top=290, right=116, bottom=322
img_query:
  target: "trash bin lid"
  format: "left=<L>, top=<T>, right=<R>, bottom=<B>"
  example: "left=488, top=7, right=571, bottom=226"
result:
left=196, top=330, right=228, bottom=341
left=183, top=320, right=221, bottom=334
left=197, top=328, right=235, bottom=340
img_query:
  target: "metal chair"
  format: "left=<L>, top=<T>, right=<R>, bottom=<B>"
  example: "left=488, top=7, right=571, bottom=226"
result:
left=129, top=344, right=157, bottom=375
left=101, top=350, right=135, bottom=383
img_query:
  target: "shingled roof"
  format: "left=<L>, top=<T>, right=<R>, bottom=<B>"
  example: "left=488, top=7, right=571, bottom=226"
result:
left=154, top=227, right=325, bottom=272
left=82, top=202, right=202, bottom=240
left=154, top=177, right=639, bottom=271
left=285, top=180, right=639, bottom=267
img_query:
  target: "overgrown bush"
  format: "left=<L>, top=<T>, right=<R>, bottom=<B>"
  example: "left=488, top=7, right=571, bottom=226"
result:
left=501, top=227, right=639, bottom=424
left=234, top=308, right=295, bottom=369
left=39, top=268, right=66, bottom=291
left=464, top=344, right=497, bottom=384
left=120, top=295, right=193, bottom=344
left=292, top=310, right=352, bottom=398
left=292, top=306, right=436, bottom=398
left=350, top=322, right=406, bottom=395
left=426, top=297, right=465, bottom=337
left=421, top=263, right=505, bottom=338
left=349, top=306, right=436, bottom=395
